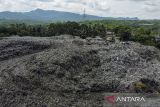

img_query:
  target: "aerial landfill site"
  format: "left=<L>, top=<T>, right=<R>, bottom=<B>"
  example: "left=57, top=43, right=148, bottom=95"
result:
left=0, top=35, right=160, bottom=107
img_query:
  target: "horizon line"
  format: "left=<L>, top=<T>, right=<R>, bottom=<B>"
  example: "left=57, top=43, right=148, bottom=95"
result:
left=0, top=8, right=160, bottom=20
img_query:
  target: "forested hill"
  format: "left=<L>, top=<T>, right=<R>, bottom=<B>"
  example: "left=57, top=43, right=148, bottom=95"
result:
left=0, top=9, right=139, bottom=21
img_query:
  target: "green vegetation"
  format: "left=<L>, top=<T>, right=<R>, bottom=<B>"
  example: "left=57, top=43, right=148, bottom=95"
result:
left=133, top=79, right=160, bottom=93
left=0, top=19, right=160, bottom=49
left=82, top=20, right=160, bottom=49
left=0, top=21, right=106, bottom=39
left=134, top=82, right=147, bottom=92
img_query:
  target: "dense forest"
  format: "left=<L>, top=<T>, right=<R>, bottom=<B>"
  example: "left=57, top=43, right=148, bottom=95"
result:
left=0, top=20, right=160, bottom=49
left=82, top=20, right=160, bottom=49
left=0, top=21, right=106, bottom=39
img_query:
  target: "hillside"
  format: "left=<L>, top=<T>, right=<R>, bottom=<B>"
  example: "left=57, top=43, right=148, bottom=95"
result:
left=0, top=9, right=139, bottom=21
left=0, top=36, right=160, bottom=107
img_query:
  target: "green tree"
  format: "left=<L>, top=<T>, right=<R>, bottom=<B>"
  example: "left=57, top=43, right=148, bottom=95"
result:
left=114, top=26, right=132, bottom=41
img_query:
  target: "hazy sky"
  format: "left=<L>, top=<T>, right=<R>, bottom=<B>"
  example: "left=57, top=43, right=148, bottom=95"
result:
left=0, top=0, right=160, bottom=19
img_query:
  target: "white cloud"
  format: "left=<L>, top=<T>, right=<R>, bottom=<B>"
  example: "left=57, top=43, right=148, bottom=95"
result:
left=0, top=0, right=159, bottom=19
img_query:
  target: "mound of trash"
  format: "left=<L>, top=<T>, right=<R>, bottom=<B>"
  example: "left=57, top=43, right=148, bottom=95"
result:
left=0, top=37, right=160, bottom=107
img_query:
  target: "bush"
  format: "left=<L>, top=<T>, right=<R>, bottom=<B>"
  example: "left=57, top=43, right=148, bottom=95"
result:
left=0, top=22, right=106, bottom=39
left=134, top=82, right=146, bottom=90
left=114, top=26, right=132, bottom=41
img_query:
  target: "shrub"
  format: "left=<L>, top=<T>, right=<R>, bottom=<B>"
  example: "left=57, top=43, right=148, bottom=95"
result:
left=133, top=82, right=147, bottom=92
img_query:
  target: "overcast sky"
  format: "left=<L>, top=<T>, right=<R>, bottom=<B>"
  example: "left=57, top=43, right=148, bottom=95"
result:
left=0, top=0, right=159, bottom=19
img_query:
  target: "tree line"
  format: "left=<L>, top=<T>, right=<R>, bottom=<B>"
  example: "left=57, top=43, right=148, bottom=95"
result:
left=0, top=21, right=106, bottom=39
left=0, top=20, right=159, bottom=49
left=113, top=26, right=160, bottom=49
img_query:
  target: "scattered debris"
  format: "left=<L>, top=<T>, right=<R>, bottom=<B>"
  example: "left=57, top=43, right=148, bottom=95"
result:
left=0, top=36, right=160, bottom=107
